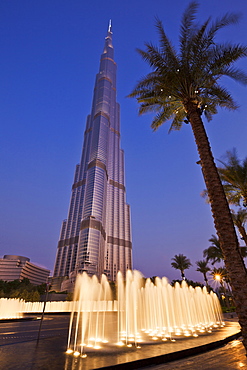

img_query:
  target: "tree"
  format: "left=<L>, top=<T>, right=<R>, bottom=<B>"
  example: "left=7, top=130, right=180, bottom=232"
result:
left=203, top=235, right=223, bottom=264
left=204, top=234, right=247, bottom=263
left=231, top=208, right=247, bottom=247
left=195, top=260, right=211, bottom=288
left=129, top=2, right=247, bottom=350
left=217, top=149, right=247, bottom=207
left=171, top=254, right=192, bottom=280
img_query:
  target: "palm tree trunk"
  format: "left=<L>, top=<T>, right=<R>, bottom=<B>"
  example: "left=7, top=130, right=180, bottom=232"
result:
left=238, top=225, right=247, bottom=247
left=203, top=273, right=210, bottom=290
left=188, top=106, right=247, bottom=350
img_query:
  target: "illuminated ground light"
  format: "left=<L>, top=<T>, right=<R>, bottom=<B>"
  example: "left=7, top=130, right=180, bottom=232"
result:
left=66, top=349, right=73, bottom=354
left=73, top=351, right=80, bottom=357
left=81, top=354, right=87, bottom=358
left=184, top=332, right=191, bottom=337
left=116, top=341, right=125, bottom=346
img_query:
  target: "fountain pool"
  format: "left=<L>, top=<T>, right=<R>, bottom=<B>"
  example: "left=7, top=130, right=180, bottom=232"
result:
left=66, top=270, right=223, bottom=358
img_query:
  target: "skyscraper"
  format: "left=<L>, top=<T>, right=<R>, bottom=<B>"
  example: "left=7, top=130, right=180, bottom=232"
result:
left=53, top=23, right=132, bottom=285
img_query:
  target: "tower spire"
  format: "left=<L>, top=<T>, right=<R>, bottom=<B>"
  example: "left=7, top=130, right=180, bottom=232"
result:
left=104, top=20, right=113, bottom=53
left=108, top=19, right=112, bottom=33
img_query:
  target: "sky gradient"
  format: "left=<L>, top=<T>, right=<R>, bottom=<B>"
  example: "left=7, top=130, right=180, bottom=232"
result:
left=1, top=0, right=247, bottom=284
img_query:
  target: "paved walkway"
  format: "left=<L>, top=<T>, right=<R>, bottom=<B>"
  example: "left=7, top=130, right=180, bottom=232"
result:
left=138, top=337, right=247, bottom=369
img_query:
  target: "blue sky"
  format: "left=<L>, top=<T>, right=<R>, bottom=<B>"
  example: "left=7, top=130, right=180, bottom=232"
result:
left=1, top=0, right=247, bottom=284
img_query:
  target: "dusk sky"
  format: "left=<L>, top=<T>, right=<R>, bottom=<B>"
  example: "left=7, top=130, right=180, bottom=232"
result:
left=1, top=0, right=247, bottom=285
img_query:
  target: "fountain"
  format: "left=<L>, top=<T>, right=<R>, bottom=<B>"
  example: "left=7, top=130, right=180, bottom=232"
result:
left=66, top=270, right=223, bottom=358
left=0, top=297, right=24, bottom=319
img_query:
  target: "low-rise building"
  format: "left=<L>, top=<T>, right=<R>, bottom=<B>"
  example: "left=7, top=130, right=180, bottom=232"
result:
left=0, top=255, right=50, bottom=285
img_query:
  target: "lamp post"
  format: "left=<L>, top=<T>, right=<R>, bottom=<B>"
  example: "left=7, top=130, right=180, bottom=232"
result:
left=37, top=281, right=49, bottom=342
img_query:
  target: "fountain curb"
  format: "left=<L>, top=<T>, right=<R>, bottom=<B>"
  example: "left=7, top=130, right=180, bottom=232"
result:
left=0, top=317, right=37, bottom=323
left=95, top=331, right=241, bottom=370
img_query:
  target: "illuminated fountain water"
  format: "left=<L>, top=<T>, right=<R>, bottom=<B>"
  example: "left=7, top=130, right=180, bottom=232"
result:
left=66, top=270, right=223, bottom=357
left=0, top=298, right=24, bottom=319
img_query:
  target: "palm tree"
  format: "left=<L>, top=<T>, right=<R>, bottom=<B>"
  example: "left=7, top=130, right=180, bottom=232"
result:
left=195, top=260, right=211, bottom=288
left=129, top=2, right=247, bottom=350
left=171, top=254, right=192, bottom=280
left=217, top=149, right=247, bottom=207
left=204, top=233, right=247, bottom=262
left=203, top=235, right=223, bottom=265
left=231, top=208, right=247, bottom=247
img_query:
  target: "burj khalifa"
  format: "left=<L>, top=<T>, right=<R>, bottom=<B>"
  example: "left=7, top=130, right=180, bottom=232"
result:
left=53, top=23, right=132, bottom=286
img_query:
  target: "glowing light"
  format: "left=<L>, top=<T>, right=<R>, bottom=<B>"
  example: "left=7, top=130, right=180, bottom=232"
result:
left=214, top=274, right=221, bottom=281
left=127, top=344, right=132, bottom=347
left=94, top=345, right=101, bottom=349
left=66, top=349, right=73, bottom=354
left=73, top=351, right=80, bottom=357
left=116, top=342, right=124, bottom=346
left=102, top=340, right=108, bottom=343
left=136, top=345, right=141, bottom=349
left=81, top=354, right=87, bottom=358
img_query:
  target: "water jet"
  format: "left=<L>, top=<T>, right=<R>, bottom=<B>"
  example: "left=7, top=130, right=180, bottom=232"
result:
left=66, top=270, right=223, bottom=358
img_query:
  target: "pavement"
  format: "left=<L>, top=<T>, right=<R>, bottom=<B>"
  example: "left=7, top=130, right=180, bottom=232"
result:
left=0, top=313, right=245, bottom=369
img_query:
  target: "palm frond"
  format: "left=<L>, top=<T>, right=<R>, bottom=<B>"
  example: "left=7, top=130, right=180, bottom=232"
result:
left=179, top=1, right=198, bottom=52
left=221, top=67, right=247, bottom=85
left=206, top=12, right=240, bottom=42
left=136, top=46, right=165, bottom=69
left=155, top=18, right=179, bottom=67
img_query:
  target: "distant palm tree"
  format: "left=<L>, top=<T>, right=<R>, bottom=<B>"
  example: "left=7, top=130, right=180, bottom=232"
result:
left=196, top=260, right=211, bottom=288
left=204, top=234, right=247, bottom=263
left=128, top=2, right=247, bottom=350
left=231, top=208, right=247, bottom=247
left=171, top=254, right=192, bottom=280
left=218, top=149, right=247, bottom=208
left=203, top=235, right=223, bottom=265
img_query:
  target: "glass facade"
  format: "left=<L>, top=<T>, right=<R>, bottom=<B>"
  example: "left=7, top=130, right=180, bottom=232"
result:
left=53, top=24, right=132, bottom=282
